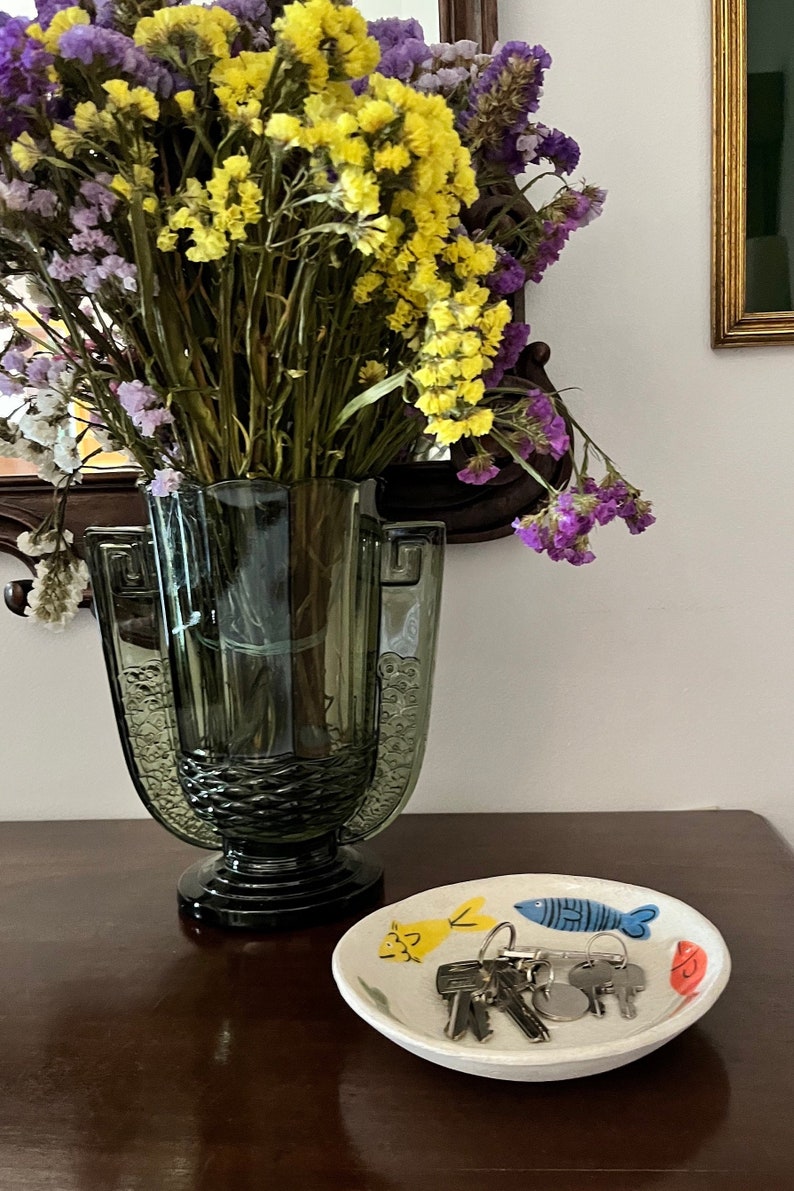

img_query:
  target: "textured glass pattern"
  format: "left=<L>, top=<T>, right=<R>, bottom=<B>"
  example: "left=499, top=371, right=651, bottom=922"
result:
left=88, top=483, right=444, bottom=855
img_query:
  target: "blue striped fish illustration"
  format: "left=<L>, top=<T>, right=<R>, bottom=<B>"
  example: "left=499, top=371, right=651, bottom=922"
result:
left=514, top=897, right=659, bottom=940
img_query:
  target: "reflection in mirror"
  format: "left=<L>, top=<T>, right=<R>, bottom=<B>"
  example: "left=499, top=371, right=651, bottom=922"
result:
left=713, top=0, right=794, bottom=344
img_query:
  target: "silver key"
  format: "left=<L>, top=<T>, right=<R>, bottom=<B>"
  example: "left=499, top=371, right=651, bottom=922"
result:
left=491, top=963, right=550, bottom=1043
left=468, top=994, right=493, bottom=1042
left=436, top=960, right=488, bottom=1040
left=608, top=962, right=646, bottom=1019
left=568, top=960, right=615, bottom=1016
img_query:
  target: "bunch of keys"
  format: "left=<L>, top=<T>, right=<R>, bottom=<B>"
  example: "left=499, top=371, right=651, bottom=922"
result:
left=435, top=926, right=647, bottom=1045
left=501, top=931, right=647, bottom=1020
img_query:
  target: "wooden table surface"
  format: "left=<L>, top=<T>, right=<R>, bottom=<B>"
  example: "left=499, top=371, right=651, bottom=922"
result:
left=1, top=811, right=791, bottom=1191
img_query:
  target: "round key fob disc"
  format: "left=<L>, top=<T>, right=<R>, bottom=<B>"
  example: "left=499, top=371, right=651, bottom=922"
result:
left=533, top=983, right=590, bottom=1022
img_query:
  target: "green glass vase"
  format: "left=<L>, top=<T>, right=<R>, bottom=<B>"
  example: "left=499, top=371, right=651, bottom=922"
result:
left=86, top=478, right=443, bottom=929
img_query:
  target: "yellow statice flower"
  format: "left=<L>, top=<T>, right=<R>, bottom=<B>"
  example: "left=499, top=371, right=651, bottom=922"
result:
left=265, top=112, right=303, bottom=144
left=38, top=6, right=88, bottom=53
left=50, top=124, right=84, bottom=159
left=9, top=132, right=43, bottom=172
left=163, top=154, right=263, bottom=262
left=274, top=0, right=379, bottom=91
left=205, top=154, right=263, bottom=240
left=157, top=227, right=178, bottom=252
left=134, top=5, right=238, bottom=63
left=73, top=101, right=115, bottom=139
left=355, top=214, right=390, bottom=256
left=211, top=51, right=277, bottom=129
left=111, top=165, right=155, bottom=203
left=174, top=90, right=196, bottom=117
left=356, top=98, right=397, bottom=135
left=103, top=80, right=160, bottom=121
left=337, top=167, right=379, bottom=217
left=429, top=408, right=495, bottom=445
left=352, top=272, right=383, bottom=304
left=358, top=360, right=387, bottom=385
left=373, top=144, right=411, bottom=174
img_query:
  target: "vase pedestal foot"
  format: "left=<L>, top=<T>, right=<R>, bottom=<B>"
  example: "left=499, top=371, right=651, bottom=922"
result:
left=176, top=835, right=383, bottom=930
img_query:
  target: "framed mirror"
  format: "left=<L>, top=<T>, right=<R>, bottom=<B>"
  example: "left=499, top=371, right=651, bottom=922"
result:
left=713, top=0, right=794, bottom=344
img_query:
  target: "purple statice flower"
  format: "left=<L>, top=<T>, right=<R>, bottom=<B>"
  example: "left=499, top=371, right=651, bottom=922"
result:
left=26, top=355, right=61, bottom=386
left=93, top=0, right=116, bottom=28
left=35, top=0, right=73, bottom=25
left=513, top=498, right=596, bottom=565
left=0, top=17, right=53, bottom=139
left=117, top=380, right=158, bottom=416
left=369, top=17, right=425, bottom=52
left=29, top=187, right=58, bottom=217
left=435, top=66, right=470, bottom=88
left=49, top=252, right=94, bottom=283
left=0, top=177, right=30, bottom=209
left=464, top=41, right=551, bottom=117
left=430, top=40, right=478, bottom=63
left=57, top=26, right=175, bottom=97
left=69, top=227, right=116, bottom=253
left=513, top=475, right=654, bottom=565
left=522, top=388, right=570, bottom=460
left=136, top=405, right=174, bottom=436
left=486, top=249, right=526, bottom=297
left=578, top=475, right=656, bottom=535
left=1, top=347, right=28, bottom=372
left=528, top=186, right=607, bottom=283
left=567, top=185, right=607, bottom=227
left=118, top=379, right=173, bottom=438
left=365, top=17, right=430, bottom=84
left=483, top=321, right=530, bottom=387
left=459, top=42, right=551, bottom=174
left=149, top=467, right=183, bottom=497
left=529, top=124, right=580, bottom=176
left=377, top=38, right=431, bottom=82
left=80, top=175, right=118, bottom=220
left=0, top=374, right=23, bottom=396
left=457, top=453, right=500, bottom=486
left=218, top=0, right=271, bottom=42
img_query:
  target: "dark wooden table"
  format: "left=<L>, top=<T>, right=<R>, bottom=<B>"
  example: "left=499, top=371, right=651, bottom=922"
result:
left=1, top=811, right=791, bottom=1190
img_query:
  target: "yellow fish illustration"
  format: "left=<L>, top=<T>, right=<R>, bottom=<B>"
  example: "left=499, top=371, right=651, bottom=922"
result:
left=378, top=897, right=499, bottom=963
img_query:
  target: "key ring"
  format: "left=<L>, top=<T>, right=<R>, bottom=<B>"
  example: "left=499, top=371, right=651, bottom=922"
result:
left=477, top=921, right=516, bottom=967
left=477, top=921, right=516, bottom=998
left=585, top=932, right=628, bottom=969
left=530, top=958, right=554, bottom=999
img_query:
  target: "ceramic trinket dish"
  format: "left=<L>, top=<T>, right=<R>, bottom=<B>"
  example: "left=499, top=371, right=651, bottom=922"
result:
left=331, top=872, right=731, bottom=1081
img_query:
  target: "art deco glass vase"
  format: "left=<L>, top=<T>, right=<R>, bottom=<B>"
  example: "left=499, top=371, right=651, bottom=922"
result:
left=86, top=478, right=443, bottom=929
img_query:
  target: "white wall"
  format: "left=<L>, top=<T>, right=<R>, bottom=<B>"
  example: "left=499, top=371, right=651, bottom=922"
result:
left=4, top=0, right=794, bottom=846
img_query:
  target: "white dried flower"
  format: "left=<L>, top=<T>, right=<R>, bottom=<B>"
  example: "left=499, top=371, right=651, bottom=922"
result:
left=27, top=555, right=88, bottom=631
left=52, top=433, right=81, bottom=474
left=17, top=411, right=59, bottom=448
left=16, top=528, right=73, bottom=556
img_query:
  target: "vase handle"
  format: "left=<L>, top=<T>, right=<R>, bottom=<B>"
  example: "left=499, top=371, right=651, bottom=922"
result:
left=85, top=527, right=221, bottom=849
left=338, top=521, right=445, bottom=845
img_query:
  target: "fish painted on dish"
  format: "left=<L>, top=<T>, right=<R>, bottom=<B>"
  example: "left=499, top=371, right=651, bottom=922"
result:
left=670, top=940, right=708, bottom=996
left=514, top=896, right=659, bottom=940
left=378, top=898, right=498, bottom=963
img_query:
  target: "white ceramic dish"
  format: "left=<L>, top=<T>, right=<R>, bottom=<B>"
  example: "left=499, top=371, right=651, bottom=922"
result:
left=331, top=872, right=731, bottom=1081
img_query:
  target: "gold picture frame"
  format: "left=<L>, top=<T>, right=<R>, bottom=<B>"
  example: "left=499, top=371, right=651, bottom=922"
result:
left=713, top=0, right=794, bottom=345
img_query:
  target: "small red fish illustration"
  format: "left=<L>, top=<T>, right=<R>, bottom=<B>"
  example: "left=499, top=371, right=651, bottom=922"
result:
left=670, top=940, right=708, bottom=996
